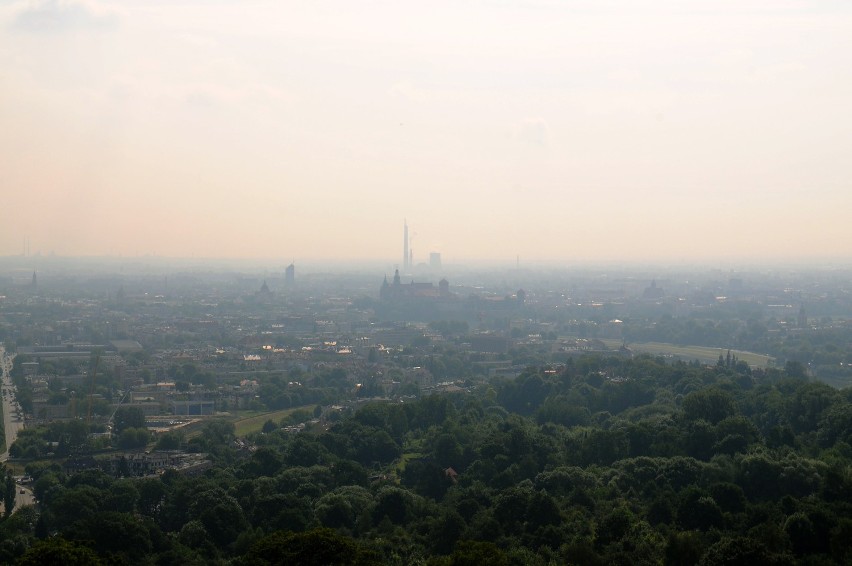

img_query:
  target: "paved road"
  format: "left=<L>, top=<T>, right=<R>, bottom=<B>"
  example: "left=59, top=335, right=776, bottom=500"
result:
left=0, top=484, right=34, bottom=516
left=14, top=485, right=34, bottom=508
left=1, top=346, right=25, bottom=462
left=0, top=346, right=35, bottom=512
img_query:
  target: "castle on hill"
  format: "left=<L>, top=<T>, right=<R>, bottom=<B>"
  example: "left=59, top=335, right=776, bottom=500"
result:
left=380, top=269, right=451, bottom=301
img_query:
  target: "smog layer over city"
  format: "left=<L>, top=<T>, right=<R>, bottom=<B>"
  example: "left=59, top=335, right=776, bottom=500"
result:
left=1, top=2, right=851, bottom=565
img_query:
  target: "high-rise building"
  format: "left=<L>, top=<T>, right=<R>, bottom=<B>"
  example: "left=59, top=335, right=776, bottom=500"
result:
left=285, top=263, right=295, bottom=285
left=430, top=252, right=441, bottom=270
left=403, top=220, right=409, bottom=271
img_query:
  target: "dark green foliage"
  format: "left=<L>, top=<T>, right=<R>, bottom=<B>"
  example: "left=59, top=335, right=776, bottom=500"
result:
left=698, top=536, right=793, bottom=565
left=244, top=528, right=382, bottom=566
left=678, top=495, right=723, bottom=531
left=189, top=487, right=249, bottom=547
left=429, top=509, right=467, bottom=555
left=709, top=482, right=746, bottom=513
left=246, top=447, right=283, bottom=477
left=315, top=487, right=371, bottom=530
left=830, top=518, right=852, bottom=564
left=319, top=416, right=402, bottom=466
left=402, top=459, right=453, bottom=500
left=251, top=493, right=313, bottom=532
left=155, top=431, right=182, bottom=450
left=665, top=530, right=704, bottom=566
left=17, top=537, right=103, bottom=566
left=647, top=496, right=673, bottom=525
left=445, top=540, right=509, bottom=566
left=595, top=506, right=633, bottom=548
left=4, top=470, right=16, bottom=517
left=63, top=511, right=155, bottom=562
left=682, top=388, right=737, bottom=424
left=16, top=354, right=852, bottom=565
left=331, top=459, right=369, bottom=487
left=118, top=426, right=149, bottom=449
left=536, top=395, right=591, bottom=426
left=498, top=371, right=551, bottom=414
left=373, top=487, right=414, bottom=525
left=112, top=406, right=146, bottom=435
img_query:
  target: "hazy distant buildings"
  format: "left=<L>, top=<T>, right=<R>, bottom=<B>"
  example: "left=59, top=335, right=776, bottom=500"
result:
left=378, top=269, right=458, bottom=321
left=380, top=269, right=446, bottom=300
left=257, top=280, right=272, bottom=303
left=285, top=263, right=295, bottom=285
left=403, top=220, right=410, bottom=272
left=171, top=399, right=215, bottom=416
left=469, top=334, right=511, bottom=354
left=642, top=280, right=665, bottom=299
left=377, top=269, right=528, bottom=323
left=430, top=252, right=442, bottom=270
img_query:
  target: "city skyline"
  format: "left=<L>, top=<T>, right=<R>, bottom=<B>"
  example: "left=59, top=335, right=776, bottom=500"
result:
left=1, top=1, right=851, bottom=263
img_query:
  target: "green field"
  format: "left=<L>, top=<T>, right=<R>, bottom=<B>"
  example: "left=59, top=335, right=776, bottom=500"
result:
left=601, top=339, right=775, bottom=368
left=232, top=406, right=313, bottom=436
left=183, top=406, right=315, bottom=439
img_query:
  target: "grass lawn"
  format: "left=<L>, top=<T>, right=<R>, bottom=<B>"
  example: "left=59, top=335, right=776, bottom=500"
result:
left=182, top=406, right=315, bottom=439
left=232, top=406, right=314, bottom=436
left=601, top=339, right=774, bottom=368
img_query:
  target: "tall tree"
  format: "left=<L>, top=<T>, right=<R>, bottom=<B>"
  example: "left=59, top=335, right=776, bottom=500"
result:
left=3, top=470, right=16, bottom=517
left=112, top=406, right=146, bottom=435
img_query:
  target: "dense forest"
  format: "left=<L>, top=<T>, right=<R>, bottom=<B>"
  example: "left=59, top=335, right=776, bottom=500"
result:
left=3, top=354, right=852, bottom=564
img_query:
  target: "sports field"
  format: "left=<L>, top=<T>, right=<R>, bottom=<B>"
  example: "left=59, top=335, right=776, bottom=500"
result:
left=601, top=339, right=774, bottom=368
left=232, top=406, right=314, bottom=436
left=181, top=406, right=313, bottom=439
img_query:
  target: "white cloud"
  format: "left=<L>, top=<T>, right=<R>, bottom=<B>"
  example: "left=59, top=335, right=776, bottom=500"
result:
left=105, top=73, right=295, bottom=107
left=11, top=0, right=117, bottom=33
left=514, top=119, right=549, bottom=147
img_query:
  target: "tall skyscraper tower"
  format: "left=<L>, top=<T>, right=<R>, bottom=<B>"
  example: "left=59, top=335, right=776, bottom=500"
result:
left=403, top=220, right=409, bottom=271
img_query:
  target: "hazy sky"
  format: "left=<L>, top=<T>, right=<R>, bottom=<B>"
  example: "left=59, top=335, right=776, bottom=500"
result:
left=1, top=1, right=851, bottom=265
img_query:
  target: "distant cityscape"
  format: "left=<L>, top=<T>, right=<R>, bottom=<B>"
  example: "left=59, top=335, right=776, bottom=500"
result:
left=2, top=248, right=852, bottom=562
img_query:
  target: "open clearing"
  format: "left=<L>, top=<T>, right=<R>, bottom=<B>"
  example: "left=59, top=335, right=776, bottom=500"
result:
left=601, top=340, right=775, bottom=368
left=182, top=406, right=313, bottom=439
left=232, top=406, right=313, bottom=436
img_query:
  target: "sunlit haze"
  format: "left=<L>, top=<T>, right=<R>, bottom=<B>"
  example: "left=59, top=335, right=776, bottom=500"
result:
left=1, top=1, right=851, bottom=265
